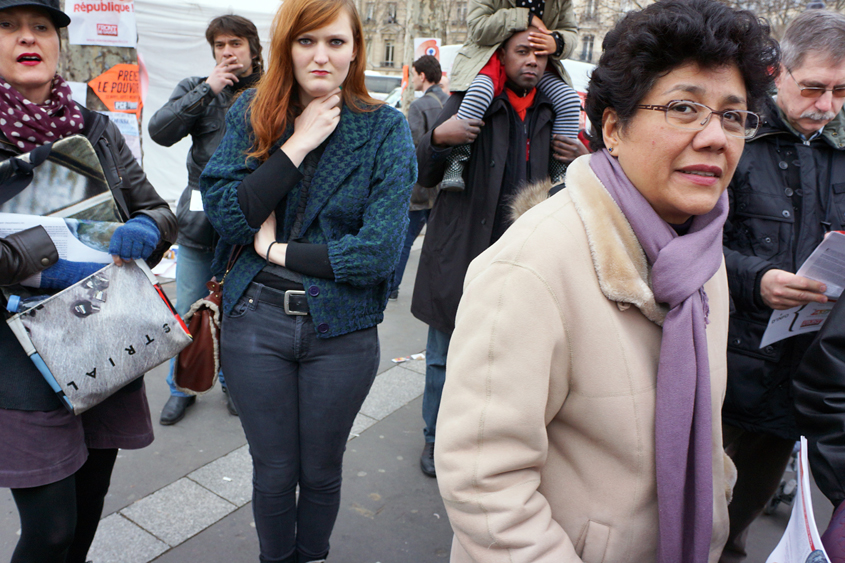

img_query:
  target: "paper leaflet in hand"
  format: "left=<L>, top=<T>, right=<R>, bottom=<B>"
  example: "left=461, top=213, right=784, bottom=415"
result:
left=760, top=233, right=845, bottom=348
left=0, top=135, right=122, bottom=222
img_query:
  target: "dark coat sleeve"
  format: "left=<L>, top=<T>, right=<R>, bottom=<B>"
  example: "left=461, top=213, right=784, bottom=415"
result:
left=793, top=297, right=845, bottom=506
left=0, top=226, right=58, bottom=286
left=416, top=94, right=462, bottom=188
left=723, top=180, right=777, bottom=312
left=148, top=77, right=213, bottom=147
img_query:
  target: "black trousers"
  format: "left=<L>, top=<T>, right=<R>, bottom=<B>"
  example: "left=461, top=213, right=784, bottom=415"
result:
left=719, top=424, right=795, bottom=563
left=11, top=448, right=118, bottom=563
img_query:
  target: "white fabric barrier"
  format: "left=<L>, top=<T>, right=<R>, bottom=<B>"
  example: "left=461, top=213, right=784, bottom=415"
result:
left=135, top=0, right=278, bottom=201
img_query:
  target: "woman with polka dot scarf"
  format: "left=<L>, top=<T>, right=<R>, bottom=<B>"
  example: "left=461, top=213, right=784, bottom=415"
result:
left=0, top=1, right=176, bottom=562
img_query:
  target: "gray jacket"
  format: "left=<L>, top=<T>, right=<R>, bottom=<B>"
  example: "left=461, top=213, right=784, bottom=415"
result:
left=407, top=84, right=448, bottom=211
left=149, top=76, right=236, bottom=251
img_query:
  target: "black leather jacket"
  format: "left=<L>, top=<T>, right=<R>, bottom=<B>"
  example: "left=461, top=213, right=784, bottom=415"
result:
left=794, top=296, right=845, bottom=506
left=0, top=105, right=177, bottom=411
left=722, top=97, right=845, bottom=439
left=149, top=76, right=251, bottom=251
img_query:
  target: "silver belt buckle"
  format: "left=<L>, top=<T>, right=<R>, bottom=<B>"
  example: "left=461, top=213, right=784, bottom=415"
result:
left=284, top=290, right=308, bottom=316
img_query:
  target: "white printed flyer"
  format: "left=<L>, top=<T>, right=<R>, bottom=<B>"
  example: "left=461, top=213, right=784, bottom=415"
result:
left=766, top=437, right=830, bottom=563
left=67, top=0, right=137, bottom=48
left=760, top=232, right=845, bottom=348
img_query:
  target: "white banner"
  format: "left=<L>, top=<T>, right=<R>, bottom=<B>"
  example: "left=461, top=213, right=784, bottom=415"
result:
left=67, top=0, right=137, bottom=48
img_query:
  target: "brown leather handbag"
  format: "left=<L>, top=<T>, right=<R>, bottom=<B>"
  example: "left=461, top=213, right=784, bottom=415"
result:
left=173, top=246, right=242, bottom=395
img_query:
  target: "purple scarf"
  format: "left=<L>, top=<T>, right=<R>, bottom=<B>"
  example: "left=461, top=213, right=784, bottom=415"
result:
left=590, top=149, right=728, bottom=563
left=0, top=75, right=84, bottom=153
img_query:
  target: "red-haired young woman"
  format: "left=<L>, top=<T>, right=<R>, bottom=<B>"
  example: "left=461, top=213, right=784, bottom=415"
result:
left=200, top=0, right=417, bottom=560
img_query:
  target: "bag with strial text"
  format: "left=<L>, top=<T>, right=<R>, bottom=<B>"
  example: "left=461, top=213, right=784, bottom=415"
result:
left=6, top=260, right=192, bottom=415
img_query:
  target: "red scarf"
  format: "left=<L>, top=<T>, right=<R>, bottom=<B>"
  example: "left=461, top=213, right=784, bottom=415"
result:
left=506, top=87, right=536, bottom=160
left=0, top=75, right=84, bottom=153
left=505, top=87, right=536, bottom=122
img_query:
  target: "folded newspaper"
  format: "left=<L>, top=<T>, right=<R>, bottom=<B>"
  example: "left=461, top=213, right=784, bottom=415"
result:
left=766, top=437, right=831, bottom=563
left=0, top=213, right=118, bottom=265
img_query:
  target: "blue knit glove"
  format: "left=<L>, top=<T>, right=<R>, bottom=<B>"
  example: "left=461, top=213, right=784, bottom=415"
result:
left=109, top=215, right=160, bottom=261
left=40, top=259, right=104, bottom=289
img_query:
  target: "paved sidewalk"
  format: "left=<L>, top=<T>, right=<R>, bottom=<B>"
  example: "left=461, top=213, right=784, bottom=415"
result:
left=0, top=243, right=835, bottom=562
left=83, top=356, right=438, bottom=563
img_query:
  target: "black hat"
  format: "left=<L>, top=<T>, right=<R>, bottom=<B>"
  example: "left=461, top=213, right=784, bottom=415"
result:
left=0, top=0, right=71, bottom=28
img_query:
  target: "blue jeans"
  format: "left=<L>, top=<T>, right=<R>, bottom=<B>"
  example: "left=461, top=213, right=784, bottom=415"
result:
left=221, top=283, right=379, bottom=562
left=390, top=209, right=429, bottom=293
left=422, top=326, right=449, bottom=444
left=166, top=245, right=226, bottom=397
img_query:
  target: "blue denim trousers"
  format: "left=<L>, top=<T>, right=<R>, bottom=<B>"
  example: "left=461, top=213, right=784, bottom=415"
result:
left=390, top=209, right=429, bottom=293
left=165, top=245, right=226, bottom=397
left=422, top=326, right=449, bottom=444
left=221, top=283, right=379, bottom=562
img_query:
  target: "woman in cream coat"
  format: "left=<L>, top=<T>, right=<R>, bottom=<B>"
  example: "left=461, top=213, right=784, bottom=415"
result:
left=433, top=1, right=779, bottom=562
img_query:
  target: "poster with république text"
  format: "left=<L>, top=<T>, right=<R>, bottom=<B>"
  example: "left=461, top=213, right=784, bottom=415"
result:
left=67, top=0, right=137, bottom=48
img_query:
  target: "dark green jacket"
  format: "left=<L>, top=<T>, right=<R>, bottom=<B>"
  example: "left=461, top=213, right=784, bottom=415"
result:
left=200, top=91, right=417, bottom=338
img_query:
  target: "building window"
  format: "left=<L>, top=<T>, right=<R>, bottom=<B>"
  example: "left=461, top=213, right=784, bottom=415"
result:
left=365, top=2, right=375, bottom=21
left=584, top=0, right=597, bottom=19
left=383, top=40, right=395, bottom=67
left=456, top=2, right=467, bottom=23
left=579, top=35, right=594, bottom=62
left=386, top=2, right=397, bottom=23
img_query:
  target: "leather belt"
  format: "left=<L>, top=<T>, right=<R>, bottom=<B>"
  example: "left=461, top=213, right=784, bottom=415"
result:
left=246, top=284, right=309, bottom=316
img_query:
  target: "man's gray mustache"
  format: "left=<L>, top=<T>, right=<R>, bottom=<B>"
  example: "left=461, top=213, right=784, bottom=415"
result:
left=801, top=110, right=837, bottom=122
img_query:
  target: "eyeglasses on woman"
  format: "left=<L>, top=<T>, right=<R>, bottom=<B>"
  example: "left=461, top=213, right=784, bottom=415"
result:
left=636, top=100, right=760, bottom=139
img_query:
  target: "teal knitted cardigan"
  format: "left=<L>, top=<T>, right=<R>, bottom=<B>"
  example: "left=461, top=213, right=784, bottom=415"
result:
left=200, top=91, right=417, bottom=338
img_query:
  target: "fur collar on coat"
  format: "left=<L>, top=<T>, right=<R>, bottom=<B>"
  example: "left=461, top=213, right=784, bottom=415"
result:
left=509, top=156, right=669, bottom=327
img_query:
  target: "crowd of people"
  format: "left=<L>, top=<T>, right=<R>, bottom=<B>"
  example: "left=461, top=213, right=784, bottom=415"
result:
left=2, top=0, right=845, bottom=561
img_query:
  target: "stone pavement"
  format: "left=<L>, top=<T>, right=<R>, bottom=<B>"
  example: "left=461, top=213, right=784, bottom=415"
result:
left=0, top=243, right=835, bottom=562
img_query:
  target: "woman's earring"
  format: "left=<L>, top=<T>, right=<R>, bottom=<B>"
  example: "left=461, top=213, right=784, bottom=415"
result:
left=608, top=147, right=614, bottom=153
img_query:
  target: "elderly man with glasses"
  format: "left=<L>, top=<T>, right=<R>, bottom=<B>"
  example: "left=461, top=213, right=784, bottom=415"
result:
left=720, top=9, right=845, bottom=563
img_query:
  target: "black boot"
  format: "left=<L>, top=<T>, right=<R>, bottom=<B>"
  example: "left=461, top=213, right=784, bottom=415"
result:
left=159, top=395, right=196, bottom=425
left=222, top=386, right=238, bottom=416
left=549, top=157, right=568, bottom=186
left=440, top=144, right=471, bottom=192
left=420, top=441, right=436, bottom=477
